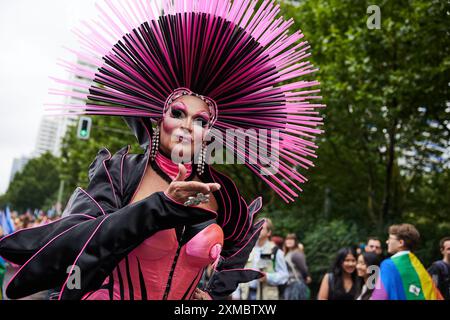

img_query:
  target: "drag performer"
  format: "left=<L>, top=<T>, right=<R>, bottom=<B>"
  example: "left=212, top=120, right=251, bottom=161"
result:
left=0, top=0, right=323, bottom=300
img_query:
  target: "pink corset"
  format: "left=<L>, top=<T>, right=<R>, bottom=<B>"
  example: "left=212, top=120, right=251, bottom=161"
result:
left=83, top=224, right=224, bottom=300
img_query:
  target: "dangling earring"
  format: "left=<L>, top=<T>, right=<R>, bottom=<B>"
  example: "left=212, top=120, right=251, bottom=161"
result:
left=197, top=141, right=207, bottom=176
left=151, top=125, right=160, bottom=161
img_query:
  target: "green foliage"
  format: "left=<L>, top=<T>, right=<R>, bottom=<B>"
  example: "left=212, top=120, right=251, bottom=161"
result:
left=273, top=0, right=449, bottom=251
left=5, top=153, right=60, bottom=212
left=59, top=116, right=141, bottom=204
left=0, top=194, right=8, bottom=209
left=302, top=219, right=360, bottom=293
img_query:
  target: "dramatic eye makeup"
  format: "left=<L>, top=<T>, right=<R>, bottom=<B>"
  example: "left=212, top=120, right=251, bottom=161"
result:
left=169, top=101, right=210, bottom=127
left=171, top=108, right=184, bottom=119
left=194, top=113, right=210, bottom=128
left=170, top=102, right=186, bottom=119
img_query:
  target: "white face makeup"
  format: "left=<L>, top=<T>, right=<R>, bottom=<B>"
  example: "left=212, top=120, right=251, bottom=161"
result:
left=159, top=95, right=211, bottom=163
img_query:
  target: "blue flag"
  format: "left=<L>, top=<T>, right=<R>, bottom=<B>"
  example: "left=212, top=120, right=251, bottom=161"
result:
left=0, top=207, right=15, bottom=236
left=5, top=207, right=15, bottom=234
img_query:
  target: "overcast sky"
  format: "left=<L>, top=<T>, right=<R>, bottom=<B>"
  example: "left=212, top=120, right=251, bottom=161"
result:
left=0, top=0, right=98, bottom=194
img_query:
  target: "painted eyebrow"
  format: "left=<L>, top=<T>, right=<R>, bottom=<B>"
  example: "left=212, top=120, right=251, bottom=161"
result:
left=172, top=101, right=210, bottom=120
left=194, top=112, right=210, bottom=120
left=171, top=101, right=188, bottom=111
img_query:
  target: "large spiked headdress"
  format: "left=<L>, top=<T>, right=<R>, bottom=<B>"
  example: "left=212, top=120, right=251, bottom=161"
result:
left=50, top=0, right=325, bottom=203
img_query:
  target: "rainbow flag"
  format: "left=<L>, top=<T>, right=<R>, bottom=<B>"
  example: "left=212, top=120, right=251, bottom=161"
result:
left=372, top=251, right=443, bottom=300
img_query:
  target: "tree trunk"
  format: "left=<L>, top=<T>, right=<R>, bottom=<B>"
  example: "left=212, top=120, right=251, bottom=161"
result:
left=380, top=118, right=398, bottom=230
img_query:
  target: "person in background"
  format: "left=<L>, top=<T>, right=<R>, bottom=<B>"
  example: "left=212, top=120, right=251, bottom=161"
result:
left=428, top=236, right=450, bottom=300
left=21, top=215, right=31, bottom=229
left=282, top=233, right=311, bottom=300
left=13, top=218, right=22, bottom=231
left=356, top=252, right=381, bottom=300
left=317, top=247, right=360, bottom=300
left=283, top=234, right=312, bottom=285
left=371, top=224, right=443, bottom=300
left=271, top=235, right=284, bottom=250
left=238, top=218, right=289, bottom=300
left=365, top=236, right=383, bottom=257
left=356, top=243, right=365, bottom=256
left=298, top=243, right=305, bottom=253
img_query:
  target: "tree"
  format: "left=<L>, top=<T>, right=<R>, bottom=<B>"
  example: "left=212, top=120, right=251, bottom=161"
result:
left=302, top=219, right=360, bottom=295
left=6, top=153, right=60, bottom=212
left=0, top=194, right=8, bottom=209
left=279, top=0, right=449, bottom=233
left=59, top=116, right=141, bottom=204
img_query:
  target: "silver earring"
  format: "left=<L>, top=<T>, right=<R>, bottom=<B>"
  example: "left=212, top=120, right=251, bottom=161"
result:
left=151, top=125, right=160, bottom=161
left=197, top=142, right=207, bottom=176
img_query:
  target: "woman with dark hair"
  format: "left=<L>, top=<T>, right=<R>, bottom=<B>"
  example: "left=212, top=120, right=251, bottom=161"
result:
left=317, top=247, right=360, bottom=300
left=356, top=252, right=381, bottom=300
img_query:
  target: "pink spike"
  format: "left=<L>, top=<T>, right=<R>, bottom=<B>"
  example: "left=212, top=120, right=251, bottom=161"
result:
left=49, top=0, right=326, bottom=203
left=96, top=2, right=126, bottom=40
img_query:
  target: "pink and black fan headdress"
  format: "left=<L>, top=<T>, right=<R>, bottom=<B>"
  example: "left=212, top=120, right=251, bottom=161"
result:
left=49, top=0, right=325, bottom=203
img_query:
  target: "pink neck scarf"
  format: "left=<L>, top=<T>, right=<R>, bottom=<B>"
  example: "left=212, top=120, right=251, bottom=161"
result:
left=154, top=152, right=193, bottom=180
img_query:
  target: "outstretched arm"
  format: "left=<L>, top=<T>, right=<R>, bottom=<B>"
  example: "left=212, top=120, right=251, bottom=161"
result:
left=1, top=192, right=216, bottom=300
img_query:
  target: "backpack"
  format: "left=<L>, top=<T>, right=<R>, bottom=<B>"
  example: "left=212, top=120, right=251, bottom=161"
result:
left=259, top=245, right=280, bottom=270
left=271, top=246, right=279, bottom=269
left=282, top=253, right=310, bottom=300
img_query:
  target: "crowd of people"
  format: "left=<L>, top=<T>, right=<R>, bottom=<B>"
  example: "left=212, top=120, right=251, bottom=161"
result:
left=0, top=209, right=61, bottom=300
left=229, top=220, right=449, bottom=301
left=1, top=212, right=449, bottom=301
left=1, top=209, right=60, bottom=232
